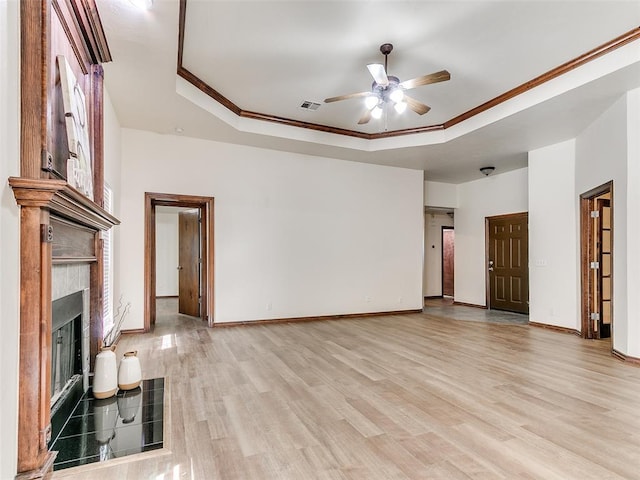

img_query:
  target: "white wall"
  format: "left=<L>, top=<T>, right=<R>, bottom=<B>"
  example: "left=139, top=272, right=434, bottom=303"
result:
left=528, top=140, right=579, bottom=329
left=0, top=0, right=20, bottom=477
left=155, top=210, right=179, bottom=296
left=119, top=129, right=424, bottom=326
left=423, top=212, right=454, bottom=297
left=576, top=95, right=629, bottom=353
left=454, top=168, right=529, bottom=306
left=625, top=88, right=640, bottom=357
left=424, top=181, right=457, bottom=208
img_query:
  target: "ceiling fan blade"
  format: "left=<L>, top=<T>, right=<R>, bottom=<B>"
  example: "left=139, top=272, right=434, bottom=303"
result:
left=405, top=95, right=431, bottom=115
left=367, top=63, right=389, bottom=87
left=324, top=91, right=370, bottom=103
left=399, top=70, right=450, bottom=90
left=357, top=109, right=372, bottom=125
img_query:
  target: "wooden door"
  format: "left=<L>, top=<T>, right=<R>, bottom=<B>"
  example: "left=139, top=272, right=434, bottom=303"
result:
left=178, top=209, right=201, bottom=317
left=487, top=213, right=529, bottom=314
left=442, top=227, right=455, bottom=297
left=593, top=198, right=612, bottom=339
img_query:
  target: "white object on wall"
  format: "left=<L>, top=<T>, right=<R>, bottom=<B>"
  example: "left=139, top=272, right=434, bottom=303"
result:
left=58, top=55, right=93, bottom=199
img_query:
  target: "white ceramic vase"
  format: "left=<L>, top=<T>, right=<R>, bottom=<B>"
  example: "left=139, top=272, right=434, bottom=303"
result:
left=93, top=346, right=118, bottom=399
left=118, top=351, right=142, bottom=391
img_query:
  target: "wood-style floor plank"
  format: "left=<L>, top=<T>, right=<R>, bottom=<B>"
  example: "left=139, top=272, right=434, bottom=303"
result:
left=51, top=301, right=640, bottom=479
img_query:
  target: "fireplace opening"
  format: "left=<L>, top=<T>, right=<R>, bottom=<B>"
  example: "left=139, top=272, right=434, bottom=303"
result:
left=50, top=290, right=85, bottom=445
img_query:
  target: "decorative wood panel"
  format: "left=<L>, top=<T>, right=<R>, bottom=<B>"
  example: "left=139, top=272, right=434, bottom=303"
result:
left=50, top=215, right=96, bottom=261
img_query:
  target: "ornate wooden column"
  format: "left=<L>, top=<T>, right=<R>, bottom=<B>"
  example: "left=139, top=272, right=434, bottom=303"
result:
left=11, top=185, right=58, bottom=474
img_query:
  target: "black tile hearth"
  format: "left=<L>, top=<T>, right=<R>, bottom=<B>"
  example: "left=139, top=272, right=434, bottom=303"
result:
left=50, top=378, right=165, bottom=471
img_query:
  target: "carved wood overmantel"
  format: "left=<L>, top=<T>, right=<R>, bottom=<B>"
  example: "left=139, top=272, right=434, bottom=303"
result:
left=13, top=0, right=118, bottom=477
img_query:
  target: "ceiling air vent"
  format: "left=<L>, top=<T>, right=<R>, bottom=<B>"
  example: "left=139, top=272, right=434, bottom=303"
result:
left=299, top=101, right=321, bottom=111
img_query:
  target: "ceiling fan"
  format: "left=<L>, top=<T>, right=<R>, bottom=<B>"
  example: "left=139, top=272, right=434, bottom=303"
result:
left=324, top=43, right=450, bottom=125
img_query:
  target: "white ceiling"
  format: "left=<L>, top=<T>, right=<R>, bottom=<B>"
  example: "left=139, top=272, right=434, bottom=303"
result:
left=97, top=0, right=640, bottom=183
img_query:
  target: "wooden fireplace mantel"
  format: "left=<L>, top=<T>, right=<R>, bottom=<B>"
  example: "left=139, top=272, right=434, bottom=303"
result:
left=14, top=0, right=116, bottom=476
left=9, top=177, right=119, bottom=231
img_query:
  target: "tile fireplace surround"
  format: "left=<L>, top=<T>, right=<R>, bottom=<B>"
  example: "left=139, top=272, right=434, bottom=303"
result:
left=52, top=264, right=91, bottom=394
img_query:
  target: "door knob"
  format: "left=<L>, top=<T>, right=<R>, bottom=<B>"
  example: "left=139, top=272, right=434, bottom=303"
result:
left=177, top=266, right=183, bottom=270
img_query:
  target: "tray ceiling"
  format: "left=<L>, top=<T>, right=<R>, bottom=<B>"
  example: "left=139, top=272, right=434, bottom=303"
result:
left=97, top=0, right=640, bottom=182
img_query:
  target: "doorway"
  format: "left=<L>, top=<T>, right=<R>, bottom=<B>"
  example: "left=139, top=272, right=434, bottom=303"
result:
left=442, top=227, right=454, bottom=297
left=144, top=192, right=215, bottom=330
left=580, top=182, right=613, bottom=340
left=486, top=212, right=529, bottom=314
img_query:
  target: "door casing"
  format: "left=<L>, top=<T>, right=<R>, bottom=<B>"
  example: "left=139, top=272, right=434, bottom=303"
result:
left=144, top=192, right=215, bottom=330
left=485, top=212, right=529, bottom=314
left=580, top=181, right=613, bottom=340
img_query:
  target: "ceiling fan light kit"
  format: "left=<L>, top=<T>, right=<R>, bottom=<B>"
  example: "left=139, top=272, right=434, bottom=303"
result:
left=394, top=101, right=407, bottom=114
left=324, top=43, right=450, bottom=125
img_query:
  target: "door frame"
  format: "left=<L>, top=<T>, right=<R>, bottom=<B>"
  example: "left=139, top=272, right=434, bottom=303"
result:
left=144, top=192, right=215, bottom=330
left=485, top=212, right=529, bottom=312
left=580, top=181, right=613, bottom=339
left=441, top=226, right=454, bottom=297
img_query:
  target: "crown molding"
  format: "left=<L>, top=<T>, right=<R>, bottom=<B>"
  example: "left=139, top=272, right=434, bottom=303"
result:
left=177, top=0, right=640, bottom=140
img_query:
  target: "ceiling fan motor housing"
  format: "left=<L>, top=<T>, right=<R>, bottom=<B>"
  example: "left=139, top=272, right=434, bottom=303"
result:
left=372, top=76, right=401, bottom=102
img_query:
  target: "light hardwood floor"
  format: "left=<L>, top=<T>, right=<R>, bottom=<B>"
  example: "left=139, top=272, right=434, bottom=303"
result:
left=52, top=301, right=640, bottom=479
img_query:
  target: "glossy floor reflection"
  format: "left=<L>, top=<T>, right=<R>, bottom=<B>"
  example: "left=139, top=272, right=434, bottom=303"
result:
left=50, top=378, right=164, bottom=471
left=424, top=296, right=529, bottom=325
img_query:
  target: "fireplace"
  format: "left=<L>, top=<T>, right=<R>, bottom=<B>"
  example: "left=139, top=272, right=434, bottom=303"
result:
left=49, top=264, right=92, bottom=446
left=51, top=291, right=83, bottom=405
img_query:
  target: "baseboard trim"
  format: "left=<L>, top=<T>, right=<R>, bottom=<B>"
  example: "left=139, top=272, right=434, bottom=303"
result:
left=120, top=328, right=146, bottom=336
left=424, top=295, right=443, bottom=300
left=529, top=321, right=581, bottom=336
left=453, top=301, right=487, bottom=309
left=612, top=349, right=640, bottom=366
left=212, top=309, right=424, bottom=328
